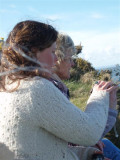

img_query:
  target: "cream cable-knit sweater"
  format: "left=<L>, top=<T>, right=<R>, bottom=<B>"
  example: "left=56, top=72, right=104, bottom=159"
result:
left=0, top=77, right=109, bottom=160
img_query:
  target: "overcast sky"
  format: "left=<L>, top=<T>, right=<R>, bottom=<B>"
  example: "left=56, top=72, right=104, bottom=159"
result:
left=0, top=0, right=120, bottom=68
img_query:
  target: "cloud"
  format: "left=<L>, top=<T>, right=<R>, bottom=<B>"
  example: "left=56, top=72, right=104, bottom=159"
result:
left=65, top=30, right=120, bottom=68
left=88, top=48, right=120, bottom=68
left=27, top=7, right=63, bottom=21
left=9, top=4, right=16, bottom=8
left=0, top=9, right=19, bottom=14
left=0, top=5, right=17, bottom=13
left=28, top=7, right=38, bottom=13
left=91, top=13, right=104, bottom=19
left=42, top=14, right=63, bottom=21
left=0, top=9, right=8, bottom=13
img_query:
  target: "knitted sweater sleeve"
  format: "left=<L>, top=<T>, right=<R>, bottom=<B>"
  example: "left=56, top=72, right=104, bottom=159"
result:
left=29, top=78, right=109, bottom=146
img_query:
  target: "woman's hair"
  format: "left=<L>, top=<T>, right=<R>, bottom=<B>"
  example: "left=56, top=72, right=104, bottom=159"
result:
left=0, top=20, right=58, bottom=92
left=55, top=33, right=76, bottom=61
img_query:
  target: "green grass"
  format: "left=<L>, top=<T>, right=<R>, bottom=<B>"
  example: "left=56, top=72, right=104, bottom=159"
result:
left=64, top=80, right=92, bottom=110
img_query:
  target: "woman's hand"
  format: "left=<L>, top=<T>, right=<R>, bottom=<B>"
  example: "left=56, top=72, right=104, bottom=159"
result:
left=94, top=147, right=111, bottom=160
left=94, top=140, right=105, bottom=152
left=93, top=81, right=118, bottom=93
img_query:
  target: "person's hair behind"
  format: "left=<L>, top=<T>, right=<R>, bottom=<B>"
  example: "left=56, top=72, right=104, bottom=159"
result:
left=0, top=20, right=58, bottom=92
left=55, top=33, right=76, bottom=61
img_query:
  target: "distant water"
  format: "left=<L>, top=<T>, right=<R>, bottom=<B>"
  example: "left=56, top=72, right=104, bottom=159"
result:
left=95, top=65, right=119, bottom=71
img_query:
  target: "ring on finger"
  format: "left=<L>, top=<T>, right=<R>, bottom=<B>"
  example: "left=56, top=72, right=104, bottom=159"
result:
left=94, top=81, right=99, bottom=85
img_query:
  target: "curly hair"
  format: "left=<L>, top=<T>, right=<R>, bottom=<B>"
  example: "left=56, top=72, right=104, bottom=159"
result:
left=0, top=20, right=58, bottom=92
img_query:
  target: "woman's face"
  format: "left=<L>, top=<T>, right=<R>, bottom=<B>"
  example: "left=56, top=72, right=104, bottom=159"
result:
left=36, top=42, right=57, bottom=70
left=56, top=56, right=74, bottom=80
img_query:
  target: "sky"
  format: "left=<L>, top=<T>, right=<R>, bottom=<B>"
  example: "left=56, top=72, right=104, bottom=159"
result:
left=0, top=0, right=120, bottom=69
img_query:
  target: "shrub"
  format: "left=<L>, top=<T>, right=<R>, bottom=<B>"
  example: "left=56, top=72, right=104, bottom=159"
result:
left=70, top=58, right=95, bottom=81
left=80, top=71, right=98, bottom=84
left=75, top=43, right=83, bottom=55
left=0, top=37, right=4, bottom=51
left=97, top=70, right=112, bottom=81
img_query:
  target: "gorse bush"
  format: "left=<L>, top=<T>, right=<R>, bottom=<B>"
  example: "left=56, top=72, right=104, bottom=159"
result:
left=76, top=58, right=94, bottom=71
left=98, top=70, right=112, bottom=81
left=0, top=37, right=4, bottom=51
left=75, top=43, right=83, bottom=55
left=70, top=58, right=95, bottom=81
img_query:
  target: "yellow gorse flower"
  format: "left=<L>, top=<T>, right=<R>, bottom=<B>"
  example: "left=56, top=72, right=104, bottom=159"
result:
left=0, top=37, right=4, bottom=51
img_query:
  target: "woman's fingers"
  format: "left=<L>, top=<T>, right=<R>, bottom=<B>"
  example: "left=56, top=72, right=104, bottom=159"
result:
left=97, top=81, right=112, bottom=89
left=106, top=85, right=118, bottom=92
left=94, top=150, right=103, bottom=154
left=102, top=81, right=112, bottom=89
left=98, top=81, right=106, bottom=87
left=95, top=141, right=105, bottom=152
left=93, top=80, right=119, bottom=93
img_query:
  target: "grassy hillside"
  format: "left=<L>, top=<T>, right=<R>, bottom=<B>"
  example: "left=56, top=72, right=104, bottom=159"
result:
left=64, top=80, right=92, bottom=110
left=64, top=79, right=120, bottom=148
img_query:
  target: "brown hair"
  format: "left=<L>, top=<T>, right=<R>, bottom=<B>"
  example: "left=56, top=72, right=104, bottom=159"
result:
left=0, top=20, right=58, bottom=92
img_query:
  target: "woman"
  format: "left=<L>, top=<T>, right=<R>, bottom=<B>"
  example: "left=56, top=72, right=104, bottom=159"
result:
left=54, top=33, right=120, bottom=160
left=0, top=20, right=117, bottom=160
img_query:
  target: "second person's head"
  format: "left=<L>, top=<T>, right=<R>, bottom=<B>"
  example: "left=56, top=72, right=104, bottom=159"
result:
left=55, top=33, right=76, bottom=79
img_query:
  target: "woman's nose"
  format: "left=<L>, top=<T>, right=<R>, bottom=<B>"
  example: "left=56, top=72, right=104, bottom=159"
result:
left=54, top=54, right=58, bottom=63
left=71, top=59, right=75, bottom=67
